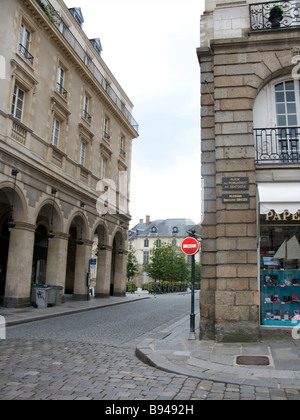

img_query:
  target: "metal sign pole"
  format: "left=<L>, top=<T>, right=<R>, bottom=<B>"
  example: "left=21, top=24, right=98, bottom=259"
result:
left=182, top=230, right=199, bottom=340
left=189, top=230, right=196, bottom=340
left=189, top=252, right=196, bottom=340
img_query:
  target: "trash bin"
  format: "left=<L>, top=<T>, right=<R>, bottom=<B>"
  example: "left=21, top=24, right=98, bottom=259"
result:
left=51, top=286, right=63, bottom=306
left=32, top=284, right=63, bottom=308
left=34, top=285, right=51, bottom=309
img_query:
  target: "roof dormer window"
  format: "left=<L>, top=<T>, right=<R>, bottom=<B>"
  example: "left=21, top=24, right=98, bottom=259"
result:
left=68, top=7, right=84, bottom=28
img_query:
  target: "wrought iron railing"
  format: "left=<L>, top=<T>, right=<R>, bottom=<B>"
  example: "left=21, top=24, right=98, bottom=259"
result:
left=18, top=44, right=34, bottom=64
left=56, top=82, right=68, bottom=99
left=254, top=127, right=300, bottom=163
left=250, top=1, right=300, bottom=31
left=34, top=0, right=139, bottom=134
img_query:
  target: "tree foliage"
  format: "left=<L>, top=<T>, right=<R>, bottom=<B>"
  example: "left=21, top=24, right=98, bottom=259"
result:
left=127, top=245, right=139, bottom=281
left=144, top=242, right=189, bottom=282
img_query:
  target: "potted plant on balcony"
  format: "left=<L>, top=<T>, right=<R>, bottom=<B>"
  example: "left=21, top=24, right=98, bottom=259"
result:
left=268, top=5, right=284, bottom=28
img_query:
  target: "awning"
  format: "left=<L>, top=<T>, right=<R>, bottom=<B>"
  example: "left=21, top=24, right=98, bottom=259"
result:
left=257, top=183, right=300, bottom=214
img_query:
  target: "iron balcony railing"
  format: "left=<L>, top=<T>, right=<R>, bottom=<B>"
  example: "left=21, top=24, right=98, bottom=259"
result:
left=35, top=0, right=139, bottom=134
left=250, top=0, right=300, bottom=31
left=254, top=127, right=300, bottom=163
left=18, top=44, right=34, bottom=64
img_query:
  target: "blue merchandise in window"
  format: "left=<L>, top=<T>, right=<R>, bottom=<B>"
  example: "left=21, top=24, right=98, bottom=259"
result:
left=260, top=220, right=300, bottom=327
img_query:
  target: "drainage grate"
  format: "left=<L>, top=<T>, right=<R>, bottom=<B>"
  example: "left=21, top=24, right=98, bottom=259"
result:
left=236, top=355, right=270, bottom=366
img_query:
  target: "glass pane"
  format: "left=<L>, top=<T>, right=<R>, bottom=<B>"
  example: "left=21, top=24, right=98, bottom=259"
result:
left=277, top=115, right=286, bottom=126
left=286, top=91, right=295, bottom=102
left=287, top=103, right=296, bottom=113
left=288, top=115, right=297, bottom=126
left=276, top=103, right=286, bottom=114
left=276, top=92, right=284, bottom=102
left=285, top=81, right=295, bottom=91
left=275, top=83, right=284, bottom=91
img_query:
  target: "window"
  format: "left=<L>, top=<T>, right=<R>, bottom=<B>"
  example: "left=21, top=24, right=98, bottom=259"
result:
left=79, top=141, right=86, bottom=166
left=260, top=215, right=300, bottom=327
left=156, top=239, right=161, bottom=246
left=84, top=54, right=91, bottom=69
left=103, top=117, right=110, bottom=140
left=11, top=85, right=25, bottom=121
left=143, top=251, right=149, bottom=265
left=51, top=118, right=60, bottom=147
left=253, top=78, right=300, bottom=164
left=56, top=66, right=67, bottom=98
left=275, top=81, right=298, bottom=127
left=120, top=135, right=126, bottom=157
left=104, top=79, right=110, bottom=95
left=101, top=157, right=107, bottom=179
left=83, top=94, right=91, bottom=121
left=144, top=239, right=149, bottom=247
left=19, top=24, right=33, bottom=64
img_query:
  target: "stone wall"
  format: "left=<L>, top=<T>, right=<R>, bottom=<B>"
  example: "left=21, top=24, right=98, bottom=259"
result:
left=198, top=28, right=300, bottom=341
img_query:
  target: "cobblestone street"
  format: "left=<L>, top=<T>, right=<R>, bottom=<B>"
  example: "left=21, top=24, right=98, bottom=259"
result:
left=1, top=338, right=300, bottom=400
left=1, top=295, right=300, bottom=401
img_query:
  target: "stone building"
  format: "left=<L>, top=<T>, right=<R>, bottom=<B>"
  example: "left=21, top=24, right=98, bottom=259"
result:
left=129, top=216, right=201, bottom=287
left=0, top=0, right=139, bottom=307
left=198, top=0, right=300, bottom=341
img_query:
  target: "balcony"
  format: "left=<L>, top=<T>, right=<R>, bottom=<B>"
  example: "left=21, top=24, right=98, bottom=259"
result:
left=56, top=82, right=68, bottom=99
left=250, top=0, right=300, bottom=31
left=254, top=127, right=300, bottom=164
left=18, top=44, right=34, bottom=65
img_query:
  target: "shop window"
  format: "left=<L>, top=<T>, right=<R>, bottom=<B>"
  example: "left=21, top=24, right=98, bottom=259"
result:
left=260, top=213, right=300, bottom=327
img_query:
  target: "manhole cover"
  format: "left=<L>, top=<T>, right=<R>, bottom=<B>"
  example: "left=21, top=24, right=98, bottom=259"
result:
left=236, top=355, right=270, bottom=366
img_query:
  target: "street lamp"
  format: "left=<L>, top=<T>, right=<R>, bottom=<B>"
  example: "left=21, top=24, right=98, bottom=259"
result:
left=47, top=188, right=57, bottom=240
left=7, top=169, right=19, bottom=232
left=77, top=201, right=85, bottom=245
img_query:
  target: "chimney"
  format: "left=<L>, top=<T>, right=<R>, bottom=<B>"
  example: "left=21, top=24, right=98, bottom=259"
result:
left=139, top=219, right=144, bottom=224
left=146, top=215, right=150, bottom=226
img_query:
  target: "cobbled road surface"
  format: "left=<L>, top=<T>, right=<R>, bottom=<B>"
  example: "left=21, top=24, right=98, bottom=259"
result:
left=0, top=294, right=297, bottom=400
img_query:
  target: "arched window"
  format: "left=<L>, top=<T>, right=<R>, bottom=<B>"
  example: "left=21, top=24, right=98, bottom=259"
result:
left=253, top=78, right=300, bottom=163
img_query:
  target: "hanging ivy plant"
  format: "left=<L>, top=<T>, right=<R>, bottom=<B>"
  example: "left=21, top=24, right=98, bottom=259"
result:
left=35, top=0, right=60, bottom=25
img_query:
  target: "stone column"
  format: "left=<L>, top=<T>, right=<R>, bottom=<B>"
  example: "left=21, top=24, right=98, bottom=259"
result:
left=45, top=232, right=69, bottom=293
left=95, top=246, right=112, bottom=298
left=73, top=240, right=93, bottom=301
left=113, top=252, right=127, bottom=297
left=4, top=223, right=36, bottom=308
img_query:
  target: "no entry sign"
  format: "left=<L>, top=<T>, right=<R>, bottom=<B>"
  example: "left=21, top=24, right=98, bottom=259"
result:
left=181, top=237, right=199, bottom=256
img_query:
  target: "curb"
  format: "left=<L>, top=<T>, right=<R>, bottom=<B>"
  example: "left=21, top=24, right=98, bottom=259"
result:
left=135, top=338, right=300, bottom=389
left=3, top=296, right=150, bottom=327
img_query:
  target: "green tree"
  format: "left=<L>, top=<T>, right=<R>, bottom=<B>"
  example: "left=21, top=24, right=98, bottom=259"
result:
left=127, top=245, right=139, bottom=281
left=144, top=242, right=189, bottom=282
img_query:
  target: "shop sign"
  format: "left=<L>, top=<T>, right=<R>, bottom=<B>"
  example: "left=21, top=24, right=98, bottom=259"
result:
left=222, top=177, right=249, bottom=191
left=265, top=209, right=300, bottom=222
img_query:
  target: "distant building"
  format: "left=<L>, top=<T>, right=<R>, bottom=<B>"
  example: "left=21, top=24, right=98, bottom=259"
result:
left=0, top=0, right=139, bottom=307
left=129, top=216, right=201, bottom=287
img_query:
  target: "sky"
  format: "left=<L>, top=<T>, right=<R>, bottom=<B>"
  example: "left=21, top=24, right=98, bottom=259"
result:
left=64, top=0, right=204, bottom=228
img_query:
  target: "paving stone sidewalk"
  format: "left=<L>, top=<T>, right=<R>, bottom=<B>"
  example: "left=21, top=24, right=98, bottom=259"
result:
left=136, top=315, right=300, bottom=392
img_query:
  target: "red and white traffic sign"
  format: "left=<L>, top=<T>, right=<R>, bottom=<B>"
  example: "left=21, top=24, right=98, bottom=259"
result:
left=181, top=237, right=199, bottom=256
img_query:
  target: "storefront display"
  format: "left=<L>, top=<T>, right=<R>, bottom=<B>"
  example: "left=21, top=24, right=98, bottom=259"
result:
left=260, top=223, right=300, bottom=327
